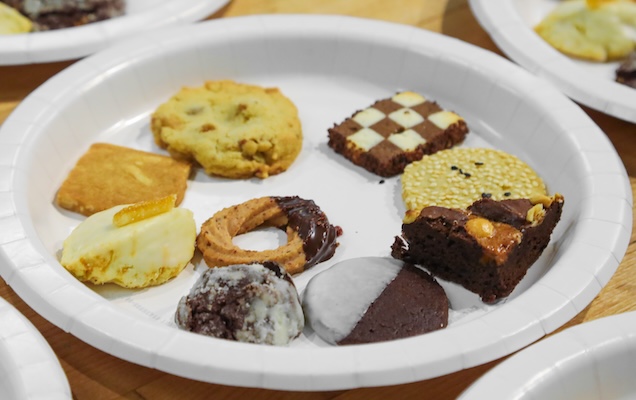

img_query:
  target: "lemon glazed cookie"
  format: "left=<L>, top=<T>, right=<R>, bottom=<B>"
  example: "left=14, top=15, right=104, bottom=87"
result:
left=60, top=195, right=196, bottom=289
left=151, top=80, right=303, bottom=179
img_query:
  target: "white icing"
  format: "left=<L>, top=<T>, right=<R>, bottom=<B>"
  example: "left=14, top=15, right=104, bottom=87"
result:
left=388, top=108, right=425, bottom=128
left=387, top=128, right=426, bottom=151
left=352, top=107, right=385, bottom=127
left=391, top=91, right=426, bottom=107
left=302, top=257, right=402, bottom=344
left=427, top=110, right=462, bottom=129
left=346, top=128, right=384, bottom=151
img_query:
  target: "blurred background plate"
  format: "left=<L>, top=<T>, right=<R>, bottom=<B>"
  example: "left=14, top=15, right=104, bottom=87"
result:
left=0, top=296, right=71, bottom=400
left=469, top=0, right=636, bottom=124
left=0, top=15, right=631, bottom=391
left=459, top=311, right=636, bottom=399
left=0, top=0, right=228, bottom=65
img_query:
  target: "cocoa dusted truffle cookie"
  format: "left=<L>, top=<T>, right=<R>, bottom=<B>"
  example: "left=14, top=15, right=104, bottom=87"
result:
left=327, top=91, right=469, bottom=177
left=175, top=262, right=304, bottom=346
left=302, top=257, right=448, bottom=345
left=392, top=194, right=564, bottom=303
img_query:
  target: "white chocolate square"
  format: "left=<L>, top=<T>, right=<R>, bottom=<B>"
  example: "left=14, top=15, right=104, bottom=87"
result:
left=428, top=111, right=462, bottom=129
left=352, top=107, right=385, bottom=127
left=347, top=128, right=384, bottom=151
left=388, top=129, right=427, bottom=151
left=392, top=91, right=426, bottom=107
left=389, top=108, right=425, bottom=128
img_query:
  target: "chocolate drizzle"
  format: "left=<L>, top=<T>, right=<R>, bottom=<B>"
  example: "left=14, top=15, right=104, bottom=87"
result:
left=273, top=196, right=340, bottom=269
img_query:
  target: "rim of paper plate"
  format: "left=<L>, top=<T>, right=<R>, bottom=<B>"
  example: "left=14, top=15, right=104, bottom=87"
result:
left=0, top=296, right=71, bottom=400
left=459, top=311, right=636, bottom=399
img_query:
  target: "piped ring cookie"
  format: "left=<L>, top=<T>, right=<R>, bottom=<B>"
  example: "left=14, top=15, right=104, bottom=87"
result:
left=196, top=196, right=341, bottom=274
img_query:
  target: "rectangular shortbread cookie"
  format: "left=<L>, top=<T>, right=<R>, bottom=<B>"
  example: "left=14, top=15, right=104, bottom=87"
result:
left=56, top=143, right=191, bottom=216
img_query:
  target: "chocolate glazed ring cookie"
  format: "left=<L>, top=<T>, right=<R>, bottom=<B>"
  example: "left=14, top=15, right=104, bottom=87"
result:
left=196, top=196, right=341, bottom=274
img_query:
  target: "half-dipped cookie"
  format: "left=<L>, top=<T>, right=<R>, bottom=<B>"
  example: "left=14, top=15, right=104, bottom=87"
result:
left=302, top=257, right=448, bottom=345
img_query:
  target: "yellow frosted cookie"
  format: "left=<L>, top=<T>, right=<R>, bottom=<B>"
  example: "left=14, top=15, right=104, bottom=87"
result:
left=151, top=80, right=303, bottom=179
left=534, top=0, right=635, bottom=62
left=0, top=3, right=31, bottom=34
left=401, top=147, right=547, bottom=223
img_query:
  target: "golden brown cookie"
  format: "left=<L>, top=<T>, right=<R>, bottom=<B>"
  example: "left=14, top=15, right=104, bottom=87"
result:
left=56, top=143, right=191, bottom=216
left=151, top=80, right=303, bottom=179
left=196, top=196, right=340, bottom=275
left=401, top=147, right=547, bottom=223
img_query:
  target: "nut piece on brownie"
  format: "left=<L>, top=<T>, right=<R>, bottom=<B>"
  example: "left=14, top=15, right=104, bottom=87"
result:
left=391, top=194, right=564, bottom=303
left=327, top=91, right=469, bottom=177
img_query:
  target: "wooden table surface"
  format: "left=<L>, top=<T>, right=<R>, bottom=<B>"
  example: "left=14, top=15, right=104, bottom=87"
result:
left=1, top=1, right=635, bottom=399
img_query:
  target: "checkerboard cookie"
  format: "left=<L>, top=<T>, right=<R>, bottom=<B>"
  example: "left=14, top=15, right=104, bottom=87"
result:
left=327, top=91, right=469, bottom=177
left=151, top=80, right=303, bottom=179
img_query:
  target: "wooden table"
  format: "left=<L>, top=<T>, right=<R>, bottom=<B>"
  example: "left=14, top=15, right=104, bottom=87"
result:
left=1, top=1, right=635, bottom=399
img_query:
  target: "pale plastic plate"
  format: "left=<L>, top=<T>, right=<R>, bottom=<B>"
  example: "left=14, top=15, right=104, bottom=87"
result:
left=0, top=15, right=632, bottom=391
left=0, top=0, right=228, bottom=65
left=469, top=0, right=636, bottom=124
left=459, top=311, right=636, bottom=399
left=0, top=296, right=71, bottom=400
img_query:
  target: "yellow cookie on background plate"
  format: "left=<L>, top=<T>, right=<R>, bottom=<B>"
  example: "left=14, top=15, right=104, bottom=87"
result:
left=0, top=3, right=31, bottom=34
left=534, top=0, right=635, bottom=62
left=151, top=80, right=303, bottom=179
left=401, top=147, right=547, bottom=223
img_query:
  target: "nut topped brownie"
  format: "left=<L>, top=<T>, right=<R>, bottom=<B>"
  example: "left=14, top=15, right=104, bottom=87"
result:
left=392, top=194, right=564, bottom=303
left=327, top=91, right=469, bottom=177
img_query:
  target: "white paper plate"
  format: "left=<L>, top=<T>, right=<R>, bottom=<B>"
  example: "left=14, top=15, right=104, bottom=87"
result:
left=0, top=0, right=228, bottom=65
left=0, top=296, right=71, bottom=400
left=469, top=0, right=636, bottom=123
left=0, top=15, right=631, bottom=391
left=459, top=311, right=636, bottom=399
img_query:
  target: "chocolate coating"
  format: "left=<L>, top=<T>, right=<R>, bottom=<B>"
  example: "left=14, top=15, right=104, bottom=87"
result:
left=273, top=196, right=340, bottom=269
left=338, top=263, right=448, bottom=345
